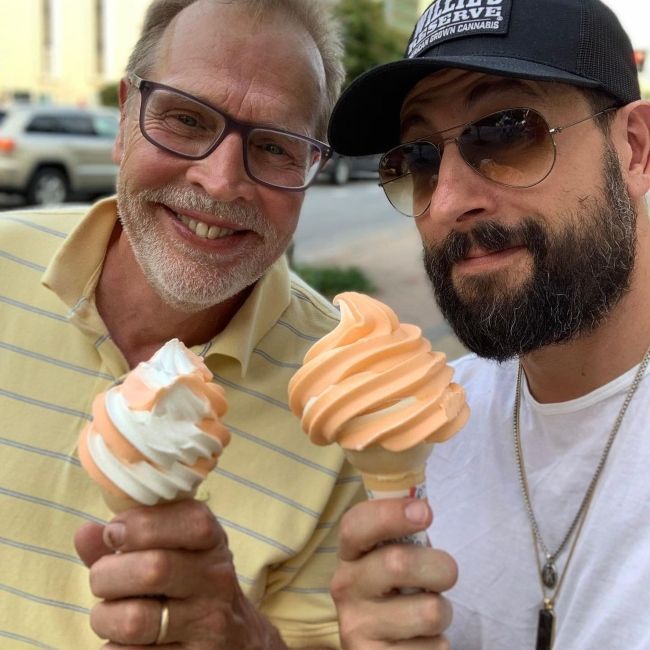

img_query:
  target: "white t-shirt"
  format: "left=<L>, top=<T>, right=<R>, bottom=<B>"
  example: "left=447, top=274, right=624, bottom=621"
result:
left=426, top=354, right=650, bottom=650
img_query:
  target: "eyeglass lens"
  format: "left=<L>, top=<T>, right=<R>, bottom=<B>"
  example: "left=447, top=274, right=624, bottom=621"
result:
left=379, top=109, right=555, bottom=217
left=142, top=86, right=324, bottom=189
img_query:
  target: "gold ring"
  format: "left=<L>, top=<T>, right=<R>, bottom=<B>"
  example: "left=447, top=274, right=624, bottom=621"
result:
left=155, top=598, right=170, bottom=645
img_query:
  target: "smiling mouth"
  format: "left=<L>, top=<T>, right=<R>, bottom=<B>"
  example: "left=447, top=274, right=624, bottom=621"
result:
left=174, top=212, right=237, bottom=240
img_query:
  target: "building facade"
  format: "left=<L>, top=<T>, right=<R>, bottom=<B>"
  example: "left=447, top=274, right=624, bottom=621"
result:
left=0, top=0, right=151, bottom=106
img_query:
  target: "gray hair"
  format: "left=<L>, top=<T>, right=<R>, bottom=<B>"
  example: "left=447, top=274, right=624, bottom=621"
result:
left=125, top=0, right=344, bottom=140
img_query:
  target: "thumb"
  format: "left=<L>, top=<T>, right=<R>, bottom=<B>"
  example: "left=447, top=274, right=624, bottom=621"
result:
left=74, top=522, right=112, bottom=567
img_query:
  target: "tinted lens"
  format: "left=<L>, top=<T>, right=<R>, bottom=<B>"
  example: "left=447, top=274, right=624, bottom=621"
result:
left=379, top=142, right=441, bottom=217
left=247, top=128, right=323, bottom=189
left=142, top=88, right=224, bottom=157
left=458, top=109, right=555, bottom=188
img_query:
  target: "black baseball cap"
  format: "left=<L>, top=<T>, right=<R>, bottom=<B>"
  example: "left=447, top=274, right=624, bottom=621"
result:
left=328, top=0, right=640, bottom=156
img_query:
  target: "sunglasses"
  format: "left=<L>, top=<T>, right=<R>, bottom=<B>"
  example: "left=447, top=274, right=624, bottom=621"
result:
left=379, top=106, right=617, bottom=217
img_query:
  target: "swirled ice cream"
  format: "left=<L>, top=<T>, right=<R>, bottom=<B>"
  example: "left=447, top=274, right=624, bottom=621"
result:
left=288, top=292, right=469, bottom=496
left=79, top=339, right=230, bottom=511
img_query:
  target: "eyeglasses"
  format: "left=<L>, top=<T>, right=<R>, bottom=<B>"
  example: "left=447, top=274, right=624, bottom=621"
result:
left=127, top=73, right=332, bottom=191
left=379, top=106, right=617, bottom=217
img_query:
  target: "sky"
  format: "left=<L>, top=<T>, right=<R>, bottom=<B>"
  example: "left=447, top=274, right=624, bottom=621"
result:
left=601, top=0, right=650, bottom=50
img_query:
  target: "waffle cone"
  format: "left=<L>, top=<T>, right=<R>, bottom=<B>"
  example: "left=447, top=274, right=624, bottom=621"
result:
left=359, top=466, right=426, bottom=492
left=101, top=489, right=195, bottom=513
left=344, top=443, right=433, bottom=494
left=102, top=489, right=143, bottom=514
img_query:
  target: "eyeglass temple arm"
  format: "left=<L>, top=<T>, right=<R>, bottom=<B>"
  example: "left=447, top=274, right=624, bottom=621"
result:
left=549, top=106, right=617, bottom=135
left=126, top=72, right=143, bottom=88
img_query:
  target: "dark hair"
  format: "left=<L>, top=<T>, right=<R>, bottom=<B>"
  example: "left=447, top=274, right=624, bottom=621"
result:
left=579, top=87, right=620, bottom=134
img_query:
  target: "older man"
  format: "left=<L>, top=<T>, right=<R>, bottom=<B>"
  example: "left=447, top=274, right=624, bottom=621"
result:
left=0, top=1, right=363, bottom=648
left=327, top=0, right=650, bottom=648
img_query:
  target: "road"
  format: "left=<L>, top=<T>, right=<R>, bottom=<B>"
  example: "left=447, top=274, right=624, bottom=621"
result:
left=295, top=180, right=466, bottom=360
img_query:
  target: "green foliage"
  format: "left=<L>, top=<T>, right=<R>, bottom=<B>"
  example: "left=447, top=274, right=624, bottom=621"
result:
left=293, top=264, right=377, bottom=299
left=98, top=82, right=120, bottom=107
left=335, top=0, right=409, bottom=87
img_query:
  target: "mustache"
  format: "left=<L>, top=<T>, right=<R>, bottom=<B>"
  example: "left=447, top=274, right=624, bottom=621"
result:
left=437, top=219, right=548, bottom=265
left=133, top=184, right=265, bottom=230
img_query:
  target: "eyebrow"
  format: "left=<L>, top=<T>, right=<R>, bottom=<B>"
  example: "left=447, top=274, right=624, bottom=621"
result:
left=464, top=78, right=547, bottom=107
left=401, top=78, right=547, bottom=137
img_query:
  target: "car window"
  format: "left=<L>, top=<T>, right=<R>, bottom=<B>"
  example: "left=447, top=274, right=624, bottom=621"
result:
left=26, top=114, right=64, bottom=133
left=59, top=114, right=96, bottom=135
left=92, top=113, right=119, bottom=138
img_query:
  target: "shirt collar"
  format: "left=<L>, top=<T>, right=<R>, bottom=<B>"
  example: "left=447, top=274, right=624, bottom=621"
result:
left=42, top=196, right=292, bottom=377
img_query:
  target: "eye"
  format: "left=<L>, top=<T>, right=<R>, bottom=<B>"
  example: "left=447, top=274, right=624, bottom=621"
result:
left=263, top=142, right=286, bottom=156
left=175, top=114, right=199, bottom=128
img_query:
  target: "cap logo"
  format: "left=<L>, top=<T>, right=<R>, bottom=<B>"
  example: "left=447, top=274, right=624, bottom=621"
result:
left=407, top=0, right=511, bottom=58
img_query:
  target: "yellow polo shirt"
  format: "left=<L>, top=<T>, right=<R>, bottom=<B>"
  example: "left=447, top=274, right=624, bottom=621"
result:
left=0, top=198, right=363, bottom=649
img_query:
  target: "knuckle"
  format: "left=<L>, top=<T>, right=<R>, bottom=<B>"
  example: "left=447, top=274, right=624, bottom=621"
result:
left=420, top=595, right=445, bottom=627
left=188, top=502, right=220, bottom=544
left=121, top=599, right=151, bottom=639
left=329, top=566, right=354, bottom=603
left=338, top=510, right=357, bottom=547
left=140, top=550, right=172, bottom=590
left=382, top=544, right=411, bottom=577
left=420, top=594, right=454, bottom=635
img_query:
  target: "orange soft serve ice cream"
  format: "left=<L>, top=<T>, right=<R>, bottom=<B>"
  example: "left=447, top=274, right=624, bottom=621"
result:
left=79, top=338, right=230, bottom=510
left=288, top=292, right=469, bottom=497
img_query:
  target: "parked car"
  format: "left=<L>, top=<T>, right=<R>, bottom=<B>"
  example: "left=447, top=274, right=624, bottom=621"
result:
left=319, top=152, right=381, bottom=185
left=0, top=103, right=119, bottom=205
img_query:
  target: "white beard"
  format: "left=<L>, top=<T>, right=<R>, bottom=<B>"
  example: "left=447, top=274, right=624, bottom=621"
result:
left=116, top=180, right=287, bottom=313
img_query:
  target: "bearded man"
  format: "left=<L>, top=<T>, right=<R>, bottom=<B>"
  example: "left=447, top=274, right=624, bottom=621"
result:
left=326, top=0, right=650, bottom=648
left=0, top=1, right=364, bottom=648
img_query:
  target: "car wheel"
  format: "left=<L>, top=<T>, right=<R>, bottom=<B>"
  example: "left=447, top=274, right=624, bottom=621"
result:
left=330, top=158, right=351, bottom=185
left=26, top=167, right=69, bottom=206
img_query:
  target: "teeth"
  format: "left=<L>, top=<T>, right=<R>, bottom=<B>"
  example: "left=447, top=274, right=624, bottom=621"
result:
left=176, top=214, right=235, bottom=240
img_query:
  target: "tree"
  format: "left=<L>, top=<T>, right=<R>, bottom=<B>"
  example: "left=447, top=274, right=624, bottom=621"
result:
left=335, top=0, right=409, bottom=88
left=98, top=82, right=119, bottom=108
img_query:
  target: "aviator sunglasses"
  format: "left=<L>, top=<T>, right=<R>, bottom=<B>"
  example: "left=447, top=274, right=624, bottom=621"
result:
left=379, top=106, right=617, bottom=217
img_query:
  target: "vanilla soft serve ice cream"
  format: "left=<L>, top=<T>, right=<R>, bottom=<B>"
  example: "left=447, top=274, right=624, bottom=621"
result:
left=79, top=339, right=230, bottom=510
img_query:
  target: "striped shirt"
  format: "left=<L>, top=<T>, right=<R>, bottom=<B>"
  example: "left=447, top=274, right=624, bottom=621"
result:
left=0, top=198, right=364, bottom=649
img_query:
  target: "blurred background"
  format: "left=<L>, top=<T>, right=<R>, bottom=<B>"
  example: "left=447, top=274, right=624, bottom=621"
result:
left=1, top=0, right=647, bottom=359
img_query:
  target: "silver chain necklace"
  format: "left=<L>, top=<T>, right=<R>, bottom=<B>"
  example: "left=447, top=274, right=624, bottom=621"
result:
left=513, top=346, right=650, bottom=650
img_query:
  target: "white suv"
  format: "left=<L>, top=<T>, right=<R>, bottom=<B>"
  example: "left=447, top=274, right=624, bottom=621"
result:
left=0, top=103, right=119, bottom=205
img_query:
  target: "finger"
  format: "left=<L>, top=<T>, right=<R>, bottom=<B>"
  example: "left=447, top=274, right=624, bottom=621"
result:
left=338, top=499, right=432, bottom=562
left=93, top=595, right=235, bottom=648
left=90, top=548, right=238, bottom=600
left=74, top=522, right=113, bottom=567
left=355, top=545, right=457, bottom=596
left=103, top=499, right=225, bottom=553
left=91, top=597, right=162, bottom=645
left=340, top=592, right=453, bottom=642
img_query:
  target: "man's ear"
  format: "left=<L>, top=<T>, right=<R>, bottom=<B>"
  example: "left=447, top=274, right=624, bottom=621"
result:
left=112, top=78, right=131, bottom=165
left=618, top=100, right=650, bottom=200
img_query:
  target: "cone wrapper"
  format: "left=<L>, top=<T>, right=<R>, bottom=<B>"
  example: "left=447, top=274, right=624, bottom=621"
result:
left=344, top=444, right=434, bottom=548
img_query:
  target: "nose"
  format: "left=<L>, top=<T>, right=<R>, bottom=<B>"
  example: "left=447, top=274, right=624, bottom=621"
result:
left=184, top=132, right=257, bottom=203
left=419, top=140, right=497, bottom=231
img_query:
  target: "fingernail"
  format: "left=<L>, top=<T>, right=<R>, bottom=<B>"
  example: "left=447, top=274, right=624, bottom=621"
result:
left=104, top=522, right=126, bottom=549
left=405, top=500, right=428, bottom=525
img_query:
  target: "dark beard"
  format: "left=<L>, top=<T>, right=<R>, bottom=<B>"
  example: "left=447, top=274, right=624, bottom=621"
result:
left=423, top=145, right=637, bottom=361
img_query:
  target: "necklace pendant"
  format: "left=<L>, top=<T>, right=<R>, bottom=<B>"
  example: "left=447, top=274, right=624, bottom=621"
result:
left=536, top=599, right=555, bottom=650
left=541, top=559, right=558, bottom=589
